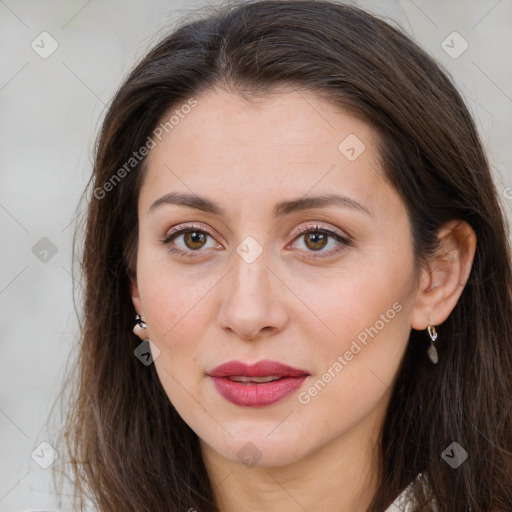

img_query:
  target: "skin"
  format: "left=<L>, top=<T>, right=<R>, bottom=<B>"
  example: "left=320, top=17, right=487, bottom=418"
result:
left=131, top=87, right=476, bottom=512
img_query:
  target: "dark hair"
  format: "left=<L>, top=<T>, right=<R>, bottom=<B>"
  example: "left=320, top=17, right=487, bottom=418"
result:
left=56, top=1, right=512, bottom=510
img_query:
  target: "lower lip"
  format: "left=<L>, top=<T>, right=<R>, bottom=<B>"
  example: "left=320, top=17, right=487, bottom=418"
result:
left=209, top=376, right=308, bottom=407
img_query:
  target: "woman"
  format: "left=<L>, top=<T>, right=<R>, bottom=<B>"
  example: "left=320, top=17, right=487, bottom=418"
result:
left=57, top=0, right=512, bottom=510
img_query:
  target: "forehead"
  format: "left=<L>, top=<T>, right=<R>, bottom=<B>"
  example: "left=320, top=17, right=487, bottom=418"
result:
left=140, top=87, right=386, bottom=211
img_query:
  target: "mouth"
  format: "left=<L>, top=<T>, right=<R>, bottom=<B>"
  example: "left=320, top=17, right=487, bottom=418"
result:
left=207, top=359, right=310, bottom=407
left=207, top=359, right=310, bottom=378
left=225, top=375, right=285, bottom=384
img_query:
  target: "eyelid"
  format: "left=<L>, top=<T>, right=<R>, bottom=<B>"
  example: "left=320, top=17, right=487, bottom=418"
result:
left=291, top=222, right=351, bottom=242
left=161, top=222, right=352, bottom=259
left=163, top=222, right=350, bottom=242
left=163, top=222, right=215, bottom=241
left=285, top=223, right=352, bottom=258
left=159, top=223, right=221, bottom=260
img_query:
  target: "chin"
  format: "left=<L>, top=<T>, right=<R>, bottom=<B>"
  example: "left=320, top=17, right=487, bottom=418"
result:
left=203, top=429, right=311, bottom=469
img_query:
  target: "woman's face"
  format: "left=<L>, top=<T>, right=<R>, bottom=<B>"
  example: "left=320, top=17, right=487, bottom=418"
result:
left=132, top=87, right=420, bottom=467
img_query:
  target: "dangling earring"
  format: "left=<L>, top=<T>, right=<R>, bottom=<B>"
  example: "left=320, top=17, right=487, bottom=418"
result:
left=426, top=324, right=438, bottom=364
left=132, top=313, right=161, bottom=365
left=133, top=313, right=149, bottom=340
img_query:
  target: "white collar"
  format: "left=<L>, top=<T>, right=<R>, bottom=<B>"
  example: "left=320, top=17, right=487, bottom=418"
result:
left=384, top=485, right=414, bottom=512
left=384, top=474, right=421, bottom=512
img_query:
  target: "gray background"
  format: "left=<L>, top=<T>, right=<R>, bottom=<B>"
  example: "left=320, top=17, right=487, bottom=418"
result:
left=1, top=0, right=511, bottom=510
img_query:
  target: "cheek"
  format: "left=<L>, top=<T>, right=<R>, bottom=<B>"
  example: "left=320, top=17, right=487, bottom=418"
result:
left=136, top=257, right=226, bottom=412
left=294, top=249, right=414, bottom=390
left=137, top=251, right=217, bottom=345
left=137, top=263, right=214, bottom=417
left=293, top=277, right=411, bottom=439
left=303, top=260, right=410, bottom=340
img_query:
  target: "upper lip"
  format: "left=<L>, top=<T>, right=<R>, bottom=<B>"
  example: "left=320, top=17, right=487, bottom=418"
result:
left=208, top=359, right=310, bottom=378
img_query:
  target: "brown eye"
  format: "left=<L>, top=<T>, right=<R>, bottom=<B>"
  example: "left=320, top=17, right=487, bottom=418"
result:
left=303, top=232, right=328, bottom=251
left=289, top=225, right=352, bottom=259
left=162, top=225, right=221, bottom=259
left=183, top=231, right=207, bottom=250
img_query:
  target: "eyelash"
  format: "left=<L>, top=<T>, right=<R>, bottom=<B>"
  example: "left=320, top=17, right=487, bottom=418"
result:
left=160, top=223, right=352, bottom=260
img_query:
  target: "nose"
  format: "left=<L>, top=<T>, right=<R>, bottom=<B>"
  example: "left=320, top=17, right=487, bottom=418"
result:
left=217, top=247, right=289, bottom=340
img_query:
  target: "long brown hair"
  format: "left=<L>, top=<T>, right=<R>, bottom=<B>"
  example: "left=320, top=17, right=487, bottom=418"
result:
left=55, top=1, right=512, bottom=510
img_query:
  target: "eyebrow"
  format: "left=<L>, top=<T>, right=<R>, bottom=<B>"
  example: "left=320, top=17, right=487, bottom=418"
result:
left=148, top=192, right=371, bottom=217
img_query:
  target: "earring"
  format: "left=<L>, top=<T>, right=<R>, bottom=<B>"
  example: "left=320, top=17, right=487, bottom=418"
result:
left=133, top=313, right=149, bottom=340
left=132, top=314, right=161, bottom=365
left=426, top=324, right=438, bottom=364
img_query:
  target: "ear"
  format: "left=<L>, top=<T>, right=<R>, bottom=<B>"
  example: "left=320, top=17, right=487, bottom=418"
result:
left=410, top=219, right=477, bottom=330
left=130, top=273, right=144, bottom=317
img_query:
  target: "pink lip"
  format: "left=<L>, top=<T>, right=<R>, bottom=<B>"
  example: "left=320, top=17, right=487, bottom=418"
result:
left=207, top=359, right=309, bottom=407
